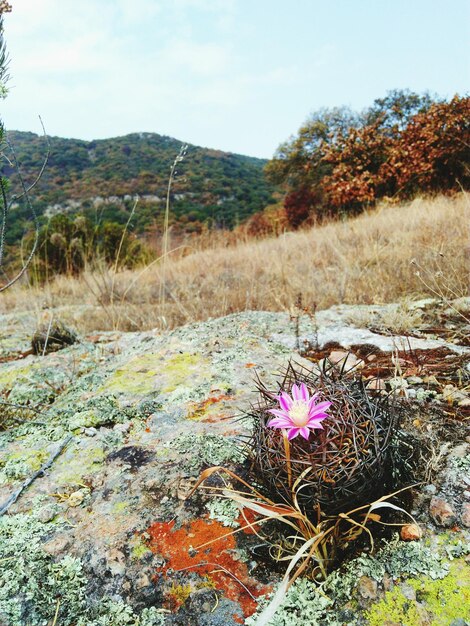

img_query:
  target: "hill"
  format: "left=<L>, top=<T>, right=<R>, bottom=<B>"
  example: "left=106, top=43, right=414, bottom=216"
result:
left=2, top=130, right=277, bottom=241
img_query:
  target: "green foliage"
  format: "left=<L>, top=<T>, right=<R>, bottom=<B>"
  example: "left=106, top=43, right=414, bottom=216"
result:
left=26, top=211, right=151, bottom=280
left=2, top=132, right=277, bottom=243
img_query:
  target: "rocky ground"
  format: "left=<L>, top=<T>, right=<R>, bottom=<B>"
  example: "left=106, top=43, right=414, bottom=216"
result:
left=0, top=299, right=469, bottom=626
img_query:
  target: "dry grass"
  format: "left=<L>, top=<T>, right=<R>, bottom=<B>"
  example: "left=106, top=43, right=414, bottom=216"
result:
left=0, top=194, right=468, bottom=332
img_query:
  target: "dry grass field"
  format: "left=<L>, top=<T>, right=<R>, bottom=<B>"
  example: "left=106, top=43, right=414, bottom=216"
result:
left=0, top=194, right=468, bottom=332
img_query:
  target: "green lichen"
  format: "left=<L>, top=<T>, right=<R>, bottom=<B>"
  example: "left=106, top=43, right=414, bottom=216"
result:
left=0, top=513, right=87, bottom=625
left=206, top=498, right=240, bottom=527
left=245, top=578, right=337, bottom=626
left=130, top=536, right=152, bottom=560
left=171, top=433, right=245, bottom=473
left=162, top=352, right=206, bottom=393
left=366, top=585, right=423, bottom=626
left=68, top=394, right=140, bottom=430
left=0, top=447, right=49, bottom=483
left=112, top=500, right=129, bottom=514
left=75, top=600, right=166, bottom=626
left=103, top=353, right=161, bottom=396
left=451, top=454, right=470, bottom=471
left=0, top=513, right=166, bottom=625
left=367, top=560, right=470, bottom=626
left=247, top=537, right=452, bottom=626
left=55, top=443, right=105, bottom=485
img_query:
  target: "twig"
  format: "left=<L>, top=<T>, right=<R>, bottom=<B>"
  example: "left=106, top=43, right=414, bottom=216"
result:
left=41, top=315, right=54, bottom=357
left=51, top=599, right=60, bottom=626
left=159, top=143, right=188, bottom=312
left=0, top=435, right=72, bottom=516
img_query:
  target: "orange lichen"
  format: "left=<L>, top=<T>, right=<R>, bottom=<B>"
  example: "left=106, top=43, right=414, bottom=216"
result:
left=187, top=394, right=233, bottom=422
left=146, top=516, right=271, bottom=618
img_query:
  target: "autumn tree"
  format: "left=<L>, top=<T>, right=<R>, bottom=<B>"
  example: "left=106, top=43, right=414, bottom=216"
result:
left=265, top=107, right=359, bottom=223
left=266, top=90, right=467, bottom=223
left=380, top=95, right=470, bottom=197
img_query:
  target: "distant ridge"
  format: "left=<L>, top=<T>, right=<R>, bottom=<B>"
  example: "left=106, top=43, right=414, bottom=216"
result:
left=3, top=130, right=277, bottom=237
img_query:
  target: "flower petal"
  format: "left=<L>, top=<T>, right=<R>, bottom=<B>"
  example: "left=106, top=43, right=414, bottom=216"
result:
left=308, top=401, right=332, bottom=417
left=287, top=427, right=301, bottom=440
left=267, top=417, right=293, bottom=428
left=307, top=393, right=320, bottom=409
left=279, top=392, right=293, bottom=411
left=291, top=384, right=301, bottom=401
left=268, top=408, right=291, bottom=420
left=306, top=417, right=325, bottom=429
left=299, top=383, right=310, bottom=402
left=299, top=427, right=311, bottom=440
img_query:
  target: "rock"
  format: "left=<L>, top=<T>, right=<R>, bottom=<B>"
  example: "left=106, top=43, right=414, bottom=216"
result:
left=42, top=534, right=71, bottom=556
left=442, top=385, right=469, bottom=405
left=366, top=378, right=386, bottom=391
left=357, top=575, right=378, bottom=600
left=407, top=376, right=424, bottom=385
left=37, top=506, right=57, bottom=523
left=2, top=303, right=470, bottom=625
left=448, top=444, right=469, bottom=459
left=114, top=422, right=132, bottom=434
left=400, top=582, right=416, bottom=601
left=328, top=350, right=364, bottom=372
left=461, top=503, right=470, bottom=527
left=400, top=524, right=423, bottom=541
left=429, top=496, right=457, bottom=527
left=68, top=490, right=86, bottom=507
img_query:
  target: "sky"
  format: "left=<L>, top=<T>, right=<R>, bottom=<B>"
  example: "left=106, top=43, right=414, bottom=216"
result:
left=1, top=0, right=469, bottom=158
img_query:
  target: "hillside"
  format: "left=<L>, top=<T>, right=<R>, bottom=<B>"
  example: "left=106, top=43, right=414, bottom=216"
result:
left=0, top=194, right=467, bottom=333
left=2, top=131, right=277, bottom=241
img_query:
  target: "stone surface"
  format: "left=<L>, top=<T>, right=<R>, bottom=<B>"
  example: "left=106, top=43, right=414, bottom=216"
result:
left=400, top=523, right=423, bottom=541
left=357, top=575, right=378, bottom=600
left=0, top=303, right=469, bottom=626
left=461, top=503, right=470, bottom=528
left=429, top=496, right=457, bottom=527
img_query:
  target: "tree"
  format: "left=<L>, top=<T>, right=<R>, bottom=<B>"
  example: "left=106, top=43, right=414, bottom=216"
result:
left=380, top=95, right=470, bottom=197
left=265, top=107, right=359, bottom=196
left=265, top=91, right=465, bottom=222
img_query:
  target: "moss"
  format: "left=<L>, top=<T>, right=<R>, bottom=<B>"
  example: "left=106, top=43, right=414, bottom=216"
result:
left=168, top=581, right=192, bottom=608
left=367, top=560, right=470, bottom=626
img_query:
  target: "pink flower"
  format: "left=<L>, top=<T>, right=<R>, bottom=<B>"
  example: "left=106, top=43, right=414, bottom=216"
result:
left=267, top=383, right=331, bottom=441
